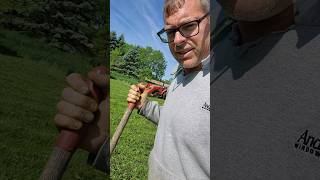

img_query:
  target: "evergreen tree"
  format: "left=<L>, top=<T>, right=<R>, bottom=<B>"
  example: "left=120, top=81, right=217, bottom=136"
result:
left=110, top=31, right=118, bottom=51
left=119, top=47, right=140, bottom=77
left=117, top=34, right=125, bottom=48
left=0, top=0, right=103, bottom=53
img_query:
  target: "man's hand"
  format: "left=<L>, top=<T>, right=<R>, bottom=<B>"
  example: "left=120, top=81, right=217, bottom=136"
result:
left=127, top=83, right=148, bottom=109
left=54, top=66, right=109, bottom=154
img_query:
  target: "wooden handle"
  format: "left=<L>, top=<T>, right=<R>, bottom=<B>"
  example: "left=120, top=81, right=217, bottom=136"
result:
left=110, top=107, right=134, bottom=154
left=109, top=84, right=160, bottom=154
left=39, top=147, right=73, bottom=180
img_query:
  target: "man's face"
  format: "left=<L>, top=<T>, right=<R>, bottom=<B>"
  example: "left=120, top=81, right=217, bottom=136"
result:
left=164, top=0, right=210, bottom=69
left=217, top=0, right=293, bottom=22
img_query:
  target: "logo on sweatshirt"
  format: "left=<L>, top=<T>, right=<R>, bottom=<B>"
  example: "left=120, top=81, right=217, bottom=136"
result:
left=294, top=130, right=320, bottom=158
left=202, top=102, right=210, bottom=112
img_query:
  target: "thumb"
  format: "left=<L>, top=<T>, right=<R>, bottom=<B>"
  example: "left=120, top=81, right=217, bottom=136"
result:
left=137, top=83, right=149, bottom=106
left=87, top=66, right=109, bottom=98
left=137, top=82, right=147, bottom=93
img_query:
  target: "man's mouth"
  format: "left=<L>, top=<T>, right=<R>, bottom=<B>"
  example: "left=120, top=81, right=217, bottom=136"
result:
left=176, top=48, right=193, bottom=55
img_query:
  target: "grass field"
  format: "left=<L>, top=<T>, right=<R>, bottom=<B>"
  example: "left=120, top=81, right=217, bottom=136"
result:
left=110, top=79, right=161, bottom=179
left=0, top=54, right=108, bottom=180
left=0, top=29, right=162, bottom=179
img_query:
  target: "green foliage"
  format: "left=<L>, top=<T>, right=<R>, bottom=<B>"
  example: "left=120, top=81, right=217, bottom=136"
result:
left=119, top=47, right=140, bottom=77
left=138, top=47, right=166, bottom=80
left=0, top=29, right=95, bottom=74
left=92, top=26, right=108, bottom=67
left=110, top=31, right=167, bottom=81
left=111, top=71, right=139, bottom=85
left=110, top=31, right=118, bottom=51
left=0, top=0, right=108, bottom=54
left=110, top=47, right=123, bottom=67
left=0, top=0, right=42, bottom=12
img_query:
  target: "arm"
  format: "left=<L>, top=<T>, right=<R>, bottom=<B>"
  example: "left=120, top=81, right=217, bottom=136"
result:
left=138, top=100, right=162, bottom=124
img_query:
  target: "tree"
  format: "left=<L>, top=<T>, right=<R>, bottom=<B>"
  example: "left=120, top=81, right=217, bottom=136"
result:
left=119, top=46, right=140, bottom=77
left=110, top=33, right=167, bottom=80
left=139, top=46, right=166, bottom=80
left=110, top=47, right=122, bottom=66
left=149, top=50, right=166, bottom=80
left=117, top=34, right=125, bottom=48
left=0, top=0, right=104, bottom=53
left=110, top=31, right=118, bottom=51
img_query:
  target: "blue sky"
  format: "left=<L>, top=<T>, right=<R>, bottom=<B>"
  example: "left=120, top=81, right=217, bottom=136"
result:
left=110, top=0, right=176, bottom=80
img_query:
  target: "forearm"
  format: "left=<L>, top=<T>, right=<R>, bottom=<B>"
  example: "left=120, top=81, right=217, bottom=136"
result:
left=138, top=100, right=162, bottom=124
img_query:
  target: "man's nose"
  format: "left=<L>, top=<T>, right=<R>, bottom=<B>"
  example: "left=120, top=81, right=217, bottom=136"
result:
left=173, top=30, right=186, bottom=45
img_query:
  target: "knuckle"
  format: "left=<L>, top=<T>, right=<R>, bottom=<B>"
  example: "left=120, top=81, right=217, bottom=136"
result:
left=61, top=87, right=71, bottom=98
left=78, top=108, right=93, bottom=122
left=71, top=120, right=82, bottom=130
left=56, top=101, right=65, bottom=112
left=78, top=108, right=86, bottom=120
left=129, top=94, right=135, bottom=98
left=53, top=114, right=61, bottom=125
left=80, top=96, right=90, bottom=107
left=67, top=73, right=79, bottom=79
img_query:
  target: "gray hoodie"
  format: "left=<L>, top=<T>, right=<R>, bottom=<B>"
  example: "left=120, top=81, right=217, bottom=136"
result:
left=211, top=0, right=320, bottom=179
left=140, top=56, right=210, bottom=180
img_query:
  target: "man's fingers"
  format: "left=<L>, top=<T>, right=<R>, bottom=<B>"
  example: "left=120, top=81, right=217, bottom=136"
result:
left=57, top=101, right=95, bottom=123
left=137, top=83, right=146, bottom=90
left=129, top=89, right=140, bottom=97
left=128, top=93, right=140, bottom=101
left=130, top=84, right=139, bottom=92
left=54, top=114, right=83, bottom=130
left=87, top=66, right=108, bottom=89
left=127, top=97, right=136, bottom=103
left=66, top=73, right=89, bottom=94
left=61, top=87, right=98, bottom=112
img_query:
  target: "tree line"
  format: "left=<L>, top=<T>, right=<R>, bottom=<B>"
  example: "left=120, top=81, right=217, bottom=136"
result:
left=110, top=31, right=167, bottom=81
left=0, top=0, right=107, bottom=60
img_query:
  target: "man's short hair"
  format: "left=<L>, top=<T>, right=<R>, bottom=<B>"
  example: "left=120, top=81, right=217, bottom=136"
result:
left=163, top=0, right=210, bottom=17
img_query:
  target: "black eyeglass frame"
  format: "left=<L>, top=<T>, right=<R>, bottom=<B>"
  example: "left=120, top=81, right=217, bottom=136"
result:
left=157, top=12, right=209, bottom=43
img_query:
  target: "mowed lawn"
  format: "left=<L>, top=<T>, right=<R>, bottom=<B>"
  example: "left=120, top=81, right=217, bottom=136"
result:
left=0, top=55, right=107, bottom=179
left=110, top=79, right=161, bottom=179
left=0, top=54, right=161, bottom=179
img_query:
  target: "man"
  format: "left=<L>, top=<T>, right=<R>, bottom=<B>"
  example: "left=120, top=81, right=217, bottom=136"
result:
left=54, top=0, right=210, bottom=179
left=212, top=0, right=320, bottom=179
left=127, top=0, right=210, bottom=179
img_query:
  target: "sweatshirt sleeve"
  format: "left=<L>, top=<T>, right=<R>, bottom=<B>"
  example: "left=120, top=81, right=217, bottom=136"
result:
left=87, top=138, right=109, bottom=174
left=138, top=100, right=162, bottom=124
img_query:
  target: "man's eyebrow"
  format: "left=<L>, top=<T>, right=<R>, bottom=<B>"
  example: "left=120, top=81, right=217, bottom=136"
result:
left=165, top=17, right=196, bottom=29
left=179, top=17, right=195, bottom=25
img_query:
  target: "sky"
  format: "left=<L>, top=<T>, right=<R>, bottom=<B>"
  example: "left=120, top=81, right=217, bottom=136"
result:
left=110, top=0, right=176, bottom=80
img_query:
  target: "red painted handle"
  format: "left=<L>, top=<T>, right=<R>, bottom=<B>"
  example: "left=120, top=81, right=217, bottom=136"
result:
left=128, top=102, right=135, bottom=110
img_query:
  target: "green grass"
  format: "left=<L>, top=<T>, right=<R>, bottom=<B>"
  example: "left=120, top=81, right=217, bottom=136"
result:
left=111, top=71, right=140, bottom=85
left=110, top=79, right=162, bottom=179
left=0, top=29, right=107, bottom=179
left=0, top=29, right=163, bottom=179
left=0, top=28, right=97, bottom=74
left=0, top=54, right=107, bottom=179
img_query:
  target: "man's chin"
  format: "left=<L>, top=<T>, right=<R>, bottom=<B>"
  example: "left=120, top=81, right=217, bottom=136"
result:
left=181, top=59, right=200, bottom=69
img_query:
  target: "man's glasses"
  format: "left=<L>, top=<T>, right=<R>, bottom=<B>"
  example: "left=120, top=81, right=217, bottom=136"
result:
left=157, top=13, right=209, bottom=43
